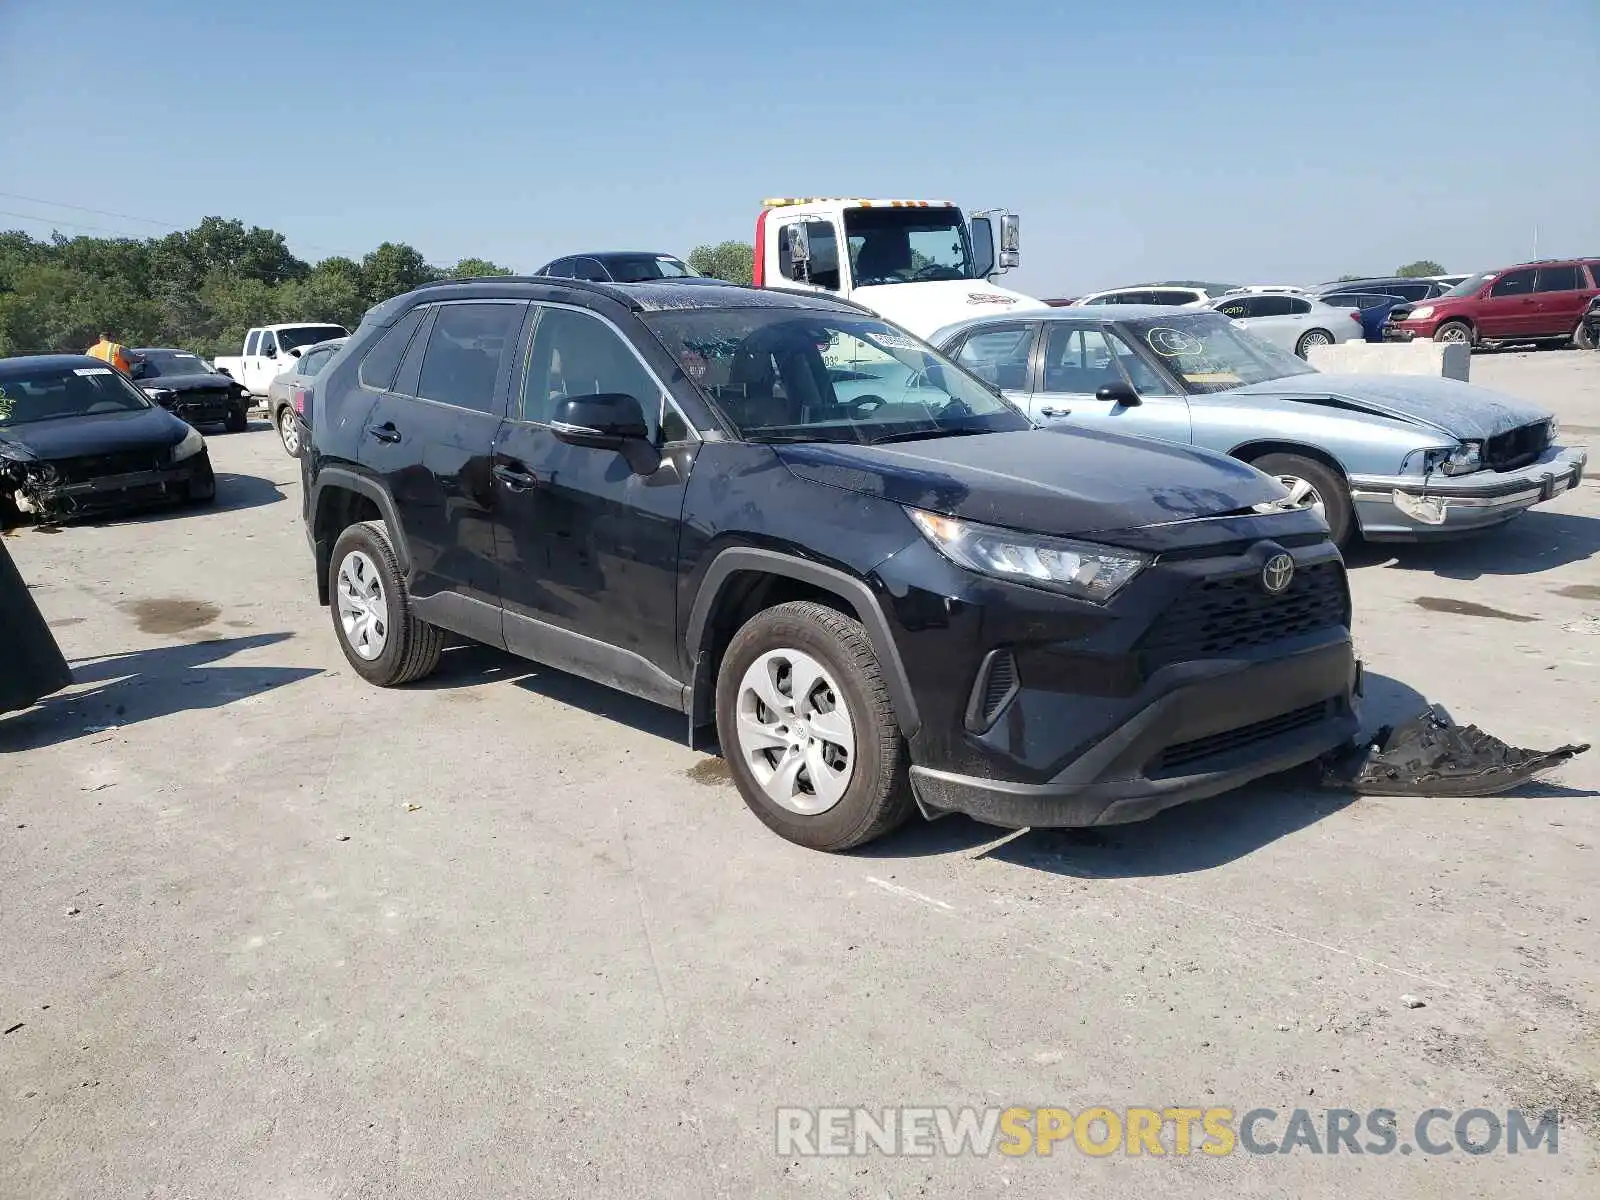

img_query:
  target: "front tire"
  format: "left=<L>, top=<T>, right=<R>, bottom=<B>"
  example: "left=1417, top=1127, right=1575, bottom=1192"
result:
left=328, top=520, right=443, bottom=686
left=1434, top=320, right=1473, bottom=348
left=1574, top=320, right=1597, bottom=351
left=1248, top=452, right=1353, bottom=548
left=715, top=600, right=913, bottom=851
left=225, top=404, right=248, bottom=434
left=1294, top=328, right=1333, bottom=358
left=186, top=456, right=216, bottom=505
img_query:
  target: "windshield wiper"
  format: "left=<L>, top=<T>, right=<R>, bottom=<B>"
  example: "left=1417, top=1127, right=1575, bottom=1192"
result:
left=865, top=427, right=989, bottom=446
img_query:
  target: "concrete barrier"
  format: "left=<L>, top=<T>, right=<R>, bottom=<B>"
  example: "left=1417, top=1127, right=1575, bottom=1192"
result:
left=1306, top=338, right=1470, bottom=382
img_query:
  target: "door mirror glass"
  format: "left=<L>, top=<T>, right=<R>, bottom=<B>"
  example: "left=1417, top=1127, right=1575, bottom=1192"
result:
left=1096, top=380, right=1141, bottom=407
left=998, top=214, right=1020, bottom=269
left=787, top=222, right=811, bottom=272
left=970, top=216, right=995, bottom=278
left=552, top=393, right=660, bottom=473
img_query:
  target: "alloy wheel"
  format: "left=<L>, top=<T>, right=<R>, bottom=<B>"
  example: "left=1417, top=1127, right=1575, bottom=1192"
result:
left=1436, top=324, right=1469, bottom=344
left=1274, top=474, right=1327, bottom=523
left=279, top=410, right=301, bottom=455
left=734, top=648, right=856, bottom=815
left=1300, top=330, right=1331, bottom=351
left=336, top=550, right=388, bottom=660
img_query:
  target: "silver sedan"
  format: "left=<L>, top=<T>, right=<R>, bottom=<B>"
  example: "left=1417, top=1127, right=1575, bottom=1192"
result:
left=1208, top=292, right=1365, bottom=358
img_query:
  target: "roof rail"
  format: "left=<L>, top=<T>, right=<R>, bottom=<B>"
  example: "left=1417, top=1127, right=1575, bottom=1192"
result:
left=405, top=274, right=642, bottom=307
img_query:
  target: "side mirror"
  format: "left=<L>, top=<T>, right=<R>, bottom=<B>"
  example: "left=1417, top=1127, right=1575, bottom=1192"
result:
left=970, top=216, right=995, bottom=278
left=998, top=213, right=1020, bottom=270
left=263, top=346, right=277, bottom=358
left=787, top=222, right=812, bottom=278
left=552, top=393, right=660, bottom=474
left=1096, top=381, right=1141, bottom=407
left=288, top=347, right=303, bottom=359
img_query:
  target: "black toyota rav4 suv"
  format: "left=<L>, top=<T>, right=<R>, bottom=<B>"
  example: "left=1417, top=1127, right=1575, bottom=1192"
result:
left=302, top=277, right=1359, bottom=850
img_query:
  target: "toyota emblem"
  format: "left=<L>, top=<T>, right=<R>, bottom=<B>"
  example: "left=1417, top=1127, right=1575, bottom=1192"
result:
left=1261, top=553, right=1295, bottom=595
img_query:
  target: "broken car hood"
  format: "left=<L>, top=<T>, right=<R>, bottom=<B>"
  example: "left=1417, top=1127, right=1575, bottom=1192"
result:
left=777, top=427, right=1285, bottom=539
left=0, top=407, right=191, bottom=462
left=1226, top=373, right=1551, bottom=439
left=142, top=372, right=235, bottom=392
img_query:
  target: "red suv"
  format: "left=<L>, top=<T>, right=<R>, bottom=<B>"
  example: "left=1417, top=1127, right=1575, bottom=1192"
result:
left=1393, top=258, right=1600, bottom=349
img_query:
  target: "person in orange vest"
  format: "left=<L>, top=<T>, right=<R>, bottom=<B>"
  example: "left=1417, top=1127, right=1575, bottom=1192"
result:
left=84, top=332, right=142, bottom=375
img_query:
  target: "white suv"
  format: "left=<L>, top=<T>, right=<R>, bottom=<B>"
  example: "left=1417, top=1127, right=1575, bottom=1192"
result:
left=1072, top=281, right=1237, bottom=308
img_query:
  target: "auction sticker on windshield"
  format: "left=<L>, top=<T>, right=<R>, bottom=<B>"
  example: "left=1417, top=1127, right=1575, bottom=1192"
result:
left=1145, top=327, right=1204, bottom=357
left=73, top=368, right=114, bottom=376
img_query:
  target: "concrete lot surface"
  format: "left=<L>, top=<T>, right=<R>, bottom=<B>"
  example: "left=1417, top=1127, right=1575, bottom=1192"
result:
left=3, top=350, right=1597, bottom=1199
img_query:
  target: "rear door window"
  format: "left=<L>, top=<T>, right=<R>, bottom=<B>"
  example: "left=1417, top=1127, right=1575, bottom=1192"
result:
left=358, top=307, right=427, bottom=391
left=1148, top=289, right=1197, bottom=306
left=1535, top=264, right=1580, bottom=292
left=952, top=324, right=1036, bottom=391
left=1284, top=297, right=1312, bottom=315
left=414, top=302, right=524, bottom=414
left=1489, top=269, right=1536, bottom=297
left=570, top=257, right=609, bottom=281
left=299, top=348, right=334, bottom=377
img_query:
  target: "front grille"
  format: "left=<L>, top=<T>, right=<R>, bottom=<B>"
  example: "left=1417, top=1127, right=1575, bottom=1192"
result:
left=51, top=449, right=165, bottom=484
left=1154, top=701, right=1331, bottom=772
left=1483, top=422, right=1550, bottom=472
left=1138, top=561, right=1348, bottom=674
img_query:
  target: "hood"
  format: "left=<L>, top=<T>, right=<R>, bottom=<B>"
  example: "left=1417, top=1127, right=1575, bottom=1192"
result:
left=851, top=279, right=1048, bottom=339
left=1225, top=373, right=1551, bottom=440
left=141, top=372, right=234, bottom=392
left=0, top=406, right=190, bottom=461
left=775, top=427, right=1284, bottom=539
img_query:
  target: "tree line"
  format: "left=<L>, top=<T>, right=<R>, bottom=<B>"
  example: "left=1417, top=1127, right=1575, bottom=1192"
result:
left=0, top=217, right=514, bottom=358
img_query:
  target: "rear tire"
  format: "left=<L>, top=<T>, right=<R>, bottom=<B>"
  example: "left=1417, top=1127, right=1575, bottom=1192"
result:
left=277, top=406, right=302, bottom=456
left=328, top=520, right=443, bottom=686
left=715, top=600, right=913, bottom=851
left=1294, top=329, right=1334, bottom=358
left=1247, top=452, right=1353, bottom=548
left=1434, top=320, right=1473, bottom=348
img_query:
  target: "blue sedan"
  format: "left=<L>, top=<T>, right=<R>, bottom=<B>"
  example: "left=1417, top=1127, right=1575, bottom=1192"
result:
left=931, top=306, right=1587, bottom=547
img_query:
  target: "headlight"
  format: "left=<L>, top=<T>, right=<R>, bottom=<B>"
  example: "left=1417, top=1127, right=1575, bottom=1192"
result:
left=1409, top=305, right=1435, bottom=322
left=907, top=509, right=1149, bottom=603
left=1423, top=441, right=1480, bottom=476
left=1548, top=417, right=1560, bottom=443
left=141, top=386, right=174, bottom=400
left=171, top=426, right=206, bottom=463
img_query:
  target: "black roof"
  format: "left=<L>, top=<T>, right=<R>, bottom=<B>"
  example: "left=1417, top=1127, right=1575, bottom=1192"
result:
left=401, top=276, right=871, bottom=316
left=0, top=353, right=104, bottom=378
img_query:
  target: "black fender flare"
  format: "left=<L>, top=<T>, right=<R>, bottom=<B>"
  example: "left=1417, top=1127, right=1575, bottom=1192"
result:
left=310, top=465, right=414, bottom=577
left=684, top=547, right=921, bottom=738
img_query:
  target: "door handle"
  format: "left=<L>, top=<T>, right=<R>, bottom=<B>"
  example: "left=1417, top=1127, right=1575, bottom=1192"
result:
left=1039, top=406, right=1072, bottom=418
left=365, top=422, right=401, bottom=444
left=493, top=463, right=539, bottom=491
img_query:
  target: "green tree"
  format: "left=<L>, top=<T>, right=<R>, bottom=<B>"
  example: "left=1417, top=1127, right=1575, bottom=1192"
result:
left=1395, top=260, right=1446, bottom=278
left=688, top=241, right=754, bottom=286
left=447, top=257, right=514, bottom=279
left=360, top=242, right=439, bottom=305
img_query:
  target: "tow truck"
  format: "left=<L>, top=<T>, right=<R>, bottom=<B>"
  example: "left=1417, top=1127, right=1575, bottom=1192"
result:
left=752, top=198, right=1046, bottom=338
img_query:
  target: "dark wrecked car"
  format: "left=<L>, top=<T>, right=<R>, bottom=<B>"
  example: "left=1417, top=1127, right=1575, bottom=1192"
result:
left=0, top=355, right=216, bottom=527
left=303, top=278, right=1359, bottom=851
left=132, top=347, right=252, bottom=432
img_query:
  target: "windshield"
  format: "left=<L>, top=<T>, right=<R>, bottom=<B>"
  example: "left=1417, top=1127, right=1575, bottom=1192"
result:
left=602, top=254, right=699, bottom=282
left=1123, top=312, right=1317, bottom=394
left=278, top=325, right=348, bottom=352
left=1441, top=272, right=1493, bottom=299
left=844, top=207, right=975, bottom=286
left=0, top=364, right=152, bottom=426
left=139, top=350, right=212, bottom=378
left=644, top=308, right=1028, bottom=444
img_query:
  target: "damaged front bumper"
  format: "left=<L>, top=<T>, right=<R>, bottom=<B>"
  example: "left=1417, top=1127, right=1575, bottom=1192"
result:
left=1349, top=446, right=1587, bottom=540
left=5, top=457, right=213, bottom=523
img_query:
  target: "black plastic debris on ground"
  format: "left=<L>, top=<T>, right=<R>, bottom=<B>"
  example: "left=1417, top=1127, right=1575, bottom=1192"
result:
left=1320, top=705, right=1589, bottom=797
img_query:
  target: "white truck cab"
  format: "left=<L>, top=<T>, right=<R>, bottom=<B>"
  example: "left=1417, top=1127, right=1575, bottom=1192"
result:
left=214, top=322, right=349, bottom=398
left=752, top=198, right=1045, bottom=338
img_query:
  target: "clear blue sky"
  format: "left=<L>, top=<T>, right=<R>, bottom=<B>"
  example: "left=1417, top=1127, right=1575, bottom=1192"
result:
left=2, top=0, right=1595, bottom=293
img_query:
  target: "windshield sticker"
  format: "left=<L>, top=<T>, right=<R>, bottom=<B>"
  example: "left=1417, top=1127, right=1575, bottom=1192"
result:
left=73, top=367, right=114, bottom=376
left=966, top=293, right=1016, bottom=305
left=1181, top=372, right=1244, bottom=384
left=864, top=331, right=920, bottom=352
left=1145, top=327, right=1205, bottom=357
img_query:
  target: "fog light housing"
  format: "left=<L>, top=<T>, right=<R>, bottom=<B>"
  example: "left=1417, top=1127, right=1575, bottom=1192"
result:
left=1393, top=491, right=1447, bottom=525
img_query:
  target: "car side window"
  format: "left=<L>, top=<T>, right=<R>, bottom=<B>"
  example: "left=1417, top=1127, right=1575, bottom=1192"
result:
left=260, top=330, right=278, bottom=355
left=569, top=257, right=609, bottom=282
left=1042, top=326, right=1125, bottom=394
left=778, top=221, right=842, bottom=290
left=519, top=306, right=662, bottom=436
left=543, top=258, right=574, bottom=278
left=1490, top=269, right=1535, bottom=298
left=1251, top=295, right=1294, bottom=317
left=1535, top=264, right=1580, bottom=292
left=300, top=348, right=331, bottom=377
left=245, top=330, right=260, bottom=355
left=1216, top=297, right=1258, bottom=319
left=1102, top=329, right=1176, bottom=396
left=413, top=302, right=522, bottom=415
left=1285, top=297, right=1312, bottom=315
left=1148, top=290, right=1194, bottom=306
left=358, top=307, right=427, bottom=391
left=952, top=325, right=1035, bottom=391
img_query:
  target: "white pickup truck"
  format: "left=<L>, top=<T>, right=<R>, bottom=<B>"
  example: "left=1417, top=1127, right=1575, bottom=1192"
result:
left=213, top=322, right=349, bottom=399
left=752, top=198, right=1045, bottom=337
